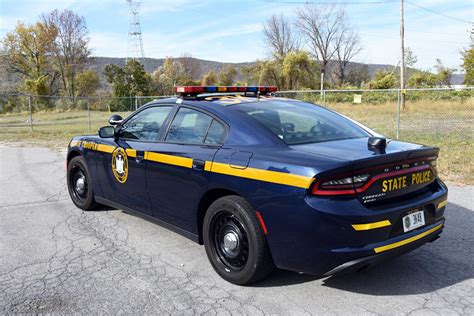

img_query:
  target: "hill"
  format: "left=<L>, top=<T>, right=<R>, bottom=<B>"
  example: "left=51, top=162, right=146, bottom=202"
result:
left=0, top=56, right=465, bottom=93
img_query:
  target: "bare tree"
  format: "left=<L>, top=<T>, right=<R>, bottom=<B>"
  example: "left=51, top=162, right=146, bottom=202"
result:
left=263, top=14, right=299, bottom=61
left=42, top=9, right=90, bottom=98
left=178, top=53, right=200, bottom=84
left=296, top=4, right=346, bottom=88
left=334, top=28, right=361, bottom=85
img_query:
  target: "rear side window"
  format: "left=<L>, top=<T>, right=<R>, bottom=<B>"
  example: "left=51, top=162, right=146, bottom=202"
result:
left=232, top=100, right=369, bottom=145
left=120, top=106, right=172, bottom=141
left=166, top=107, right=213, bottom=143
left=204, top=120, right=225, bottom=144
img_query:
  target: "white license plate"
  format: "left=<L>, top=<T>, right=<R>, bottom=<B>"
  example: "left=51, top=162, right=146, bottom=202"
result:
left=402, top=210, right=425, bottom=232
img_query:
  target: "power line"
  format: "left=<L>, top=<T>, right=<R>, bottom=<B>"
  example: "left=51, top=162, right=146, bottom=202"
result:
left=405, top=1, right=472, bottom=25
left=265, top=0, right=398, bottom=4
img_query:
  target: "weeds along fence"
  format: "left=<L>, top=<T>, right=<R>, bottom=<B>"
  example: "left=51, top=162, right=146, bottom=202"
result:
left=0, top=87, right=473, bottom=182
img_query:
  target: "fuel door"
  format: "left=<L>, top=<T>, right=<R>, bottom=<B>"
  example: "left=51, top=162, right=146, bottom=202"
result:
left=229, top=151, right=253, bottom=169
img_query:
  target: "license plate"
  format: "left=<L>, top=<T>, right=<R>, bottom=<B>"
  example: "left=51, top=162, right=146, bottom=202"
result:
left=402, top=210, right=425, bottom=232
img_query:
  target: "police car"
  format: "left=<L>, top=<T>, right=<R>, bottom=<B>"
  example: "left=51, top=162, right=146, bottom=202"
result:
left=66, top=86, right=448, bottom=285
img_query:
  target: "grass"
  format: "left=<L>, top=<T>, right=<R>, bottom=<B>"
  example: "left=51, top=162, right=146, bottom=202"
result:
left=1, top=98, right=472, bottom=184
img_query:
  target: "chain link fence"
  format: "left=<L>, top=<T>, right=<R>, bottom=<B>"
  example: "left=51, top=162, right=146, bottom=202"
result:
left=1, top=88, right=473, bottom=183
left=0, top=94, right=168, bottom=136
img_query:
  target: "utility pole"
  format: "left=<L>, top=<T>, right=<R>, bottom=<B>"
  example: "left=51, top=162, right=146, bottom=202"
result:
left=400, top=0, right=405, bottom=109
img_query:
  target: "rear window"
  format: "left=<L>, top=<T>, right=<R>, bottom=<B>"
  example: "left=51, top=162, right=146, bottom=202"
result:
left=232, top=100, right=369, bottom=145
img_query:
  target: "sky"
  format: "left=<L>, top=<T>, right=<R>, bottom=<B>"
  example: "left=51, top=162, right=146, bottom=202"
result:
left=0, top=0, right=472, bottom=72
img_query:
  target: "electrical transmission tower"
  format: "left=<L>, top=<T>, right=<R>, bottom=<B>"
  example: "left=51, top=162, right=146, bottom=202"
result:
left=126, top=0, right=145, bottom=61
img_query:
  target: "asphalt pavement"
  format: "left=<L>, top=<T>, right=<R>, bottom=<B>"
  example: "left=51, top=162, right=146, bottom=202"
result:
left=0, top=145, right=473, bottom=314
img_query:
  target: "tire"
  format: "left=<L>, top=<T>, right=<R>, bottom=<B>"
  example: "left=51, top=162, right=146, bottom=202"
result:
left=203, top=195, right=275, bottom=285
left=67, top=156, right=97, bottom=211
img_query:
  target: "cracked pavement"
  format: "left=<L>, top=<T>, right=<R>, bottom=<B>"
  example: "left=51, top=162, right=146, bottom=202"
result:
left=0, top=145, right=473, bottom=314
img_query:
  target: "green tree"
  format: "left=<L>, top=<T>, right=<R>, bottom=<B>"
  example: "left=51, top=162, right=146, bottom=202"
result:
left=218, top=65, right=237, bottom=86
left=104, top=60, right=151, bottom=110
left=407, top=71, right=438, bottom=88
left=201, top=70, right=218, bottom=86
left=76, top=70, right=100, bottom=97
left=462, top=47, right=474, bottom=85
left=369, top=70, right=396, bottom=89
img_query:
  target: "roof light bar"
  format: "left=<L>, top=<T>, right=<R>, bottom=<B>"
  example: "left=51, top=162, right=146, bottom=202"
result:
left=173, top=86, right=278, bottom=96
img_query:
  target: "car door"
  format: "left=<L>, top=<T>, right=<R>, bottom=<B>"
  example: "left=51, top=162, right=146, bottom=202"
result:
left=146, top=106, right=227, bottom=233
left=97, top=105, right=174, bottom=216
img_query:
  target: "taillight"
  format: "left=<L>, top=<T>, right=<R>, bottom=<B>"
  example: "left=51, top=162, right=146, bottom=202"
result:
left=312, top=174, right=369, bottom=196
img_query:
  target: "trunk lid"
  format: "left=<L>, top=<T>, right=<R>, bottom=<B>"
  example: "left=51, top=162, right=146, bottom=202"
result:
left=291, top=137, right=439, bottom=204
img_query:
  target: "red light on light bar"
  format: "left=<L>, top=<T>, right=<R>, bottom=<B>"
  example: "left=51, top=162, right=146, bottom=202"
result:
left=173, top=86, right=206, bottom=94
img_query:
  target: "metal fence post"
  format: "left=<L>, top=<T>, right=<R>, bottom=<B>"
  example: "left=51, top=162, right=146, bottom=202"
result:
left=323, top=90, right=326, bottom=107
left=135, top=96, right=138, bottom=111
left=28, top=95, right=33, bottom=132
left=397, top=89, right=401, bottom=140
left=87, top=99, right=91, bottom=132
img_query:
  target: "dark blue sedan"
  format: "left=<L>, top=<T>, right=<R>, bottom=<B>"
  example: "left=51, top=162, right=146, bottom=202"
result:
left=66, top=86, right=448, bottom=285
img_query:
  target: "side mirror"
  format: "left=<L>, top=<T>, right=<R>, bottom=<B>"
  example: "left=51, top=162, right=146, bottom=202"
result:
left=99, top=126, right=115, bottom=138
left=109, top=114, right=123, bottom=126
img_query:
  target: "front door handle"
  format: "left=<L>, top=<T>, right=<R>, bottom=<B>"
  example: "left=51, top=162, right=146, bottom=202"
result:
left=192, top=159, right=206, bottom=170
left=136, top=151, right=145, bottom=163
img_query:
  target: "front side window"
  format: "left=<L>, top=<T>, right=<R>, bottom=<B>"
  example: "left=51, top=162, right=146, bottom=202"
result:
left=166, top=107, right=213, bottom=143
left=232, top=100, right=369, bottom=145
left=120, top=106, right=173, bottom=141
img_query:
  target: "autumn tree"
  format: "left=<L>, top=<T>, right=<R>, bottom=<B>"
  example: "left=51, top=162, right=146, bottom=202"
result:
left=41, top=9, right=90, bottom=98
left=462, top=47, right=474, bottom=85
left=1, top=22, right=58, bottom=96
left=282, top=51, right=316, bottom=89
left=263, top=14, right=299, bottom=61
left=151, top=57, right=185, bottom=95
left=434, top=59, right=455, bottom=86
left=76, top=69, right=100, bottom=97
left=218, top=65, right=237, bottom=86
left=201, top=70, right=218, bottom=86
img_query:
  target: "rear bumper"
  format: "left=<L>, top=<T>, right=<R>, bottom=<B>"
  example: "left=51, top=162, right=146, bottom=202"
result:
left=323, top=221, right=444, bottom=276
left=253, top=179, right=448, bottom=276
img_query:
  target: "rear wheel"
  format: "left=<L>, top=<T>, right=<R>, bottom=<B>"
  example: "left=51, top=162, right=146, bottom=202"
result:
left=67, top=156, right=97, bottom=210
left=203, top=195, right=274, bottom=285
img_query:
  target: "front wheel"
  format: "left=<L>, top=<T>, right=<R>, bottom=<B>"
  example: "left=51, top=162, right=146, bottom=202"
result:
left=203, top=196, right=275, bottom=285
left=67, top=156, right=97, bottom=210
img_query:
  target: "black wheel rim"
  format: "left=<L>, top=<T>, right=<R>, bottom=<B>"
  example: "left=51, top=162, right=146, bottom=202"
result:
left=211, top=211, right=249, bottom=271
left=70, top=165, right=88, bottom=201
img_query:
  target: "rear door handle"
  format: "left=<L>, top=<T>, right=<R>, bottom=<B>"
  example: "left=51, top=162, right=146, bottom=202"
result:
left=192, top=159, right=206, bottom=170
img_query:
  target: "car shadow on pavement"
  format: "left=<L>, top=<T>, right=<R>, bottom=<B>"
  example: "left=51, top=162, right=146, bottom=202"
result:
left=256, top=202, right=473, bottom=293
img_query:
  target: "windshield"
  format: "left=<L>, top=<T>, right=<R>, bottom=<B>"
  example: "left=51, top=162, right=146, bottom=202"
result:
left=232, top=100, right=370, bottom=145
